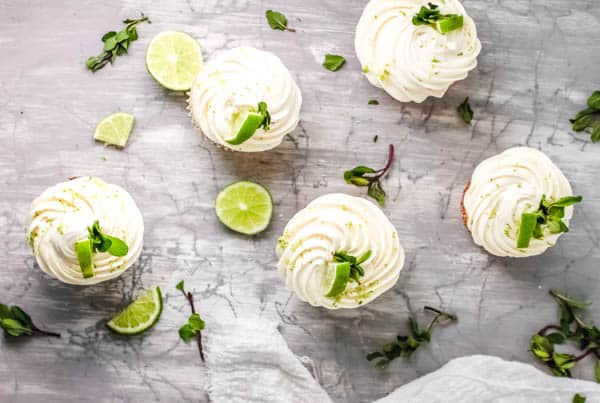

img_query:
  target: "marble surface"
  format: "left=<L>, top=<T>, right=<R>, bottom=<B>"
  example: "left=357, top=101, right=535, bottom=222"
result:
left=1, top=0, right=600, bottom=402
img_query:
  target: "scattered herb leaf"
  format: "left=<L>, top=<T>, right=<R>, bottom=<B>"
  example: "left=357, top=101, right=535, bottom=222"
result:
left=457, top=97, right=474, bottom=124
left=265, top=10, right=295, bottom=32
left=86, top=14, right=151, bottom=72
left=368, top=99, right=379, bottom=105
left=257, top=101, right=271, bottom=131
left=573, top=394, right=586, bottom=403
left=343, top=144, right=394, bottom=206
left=176, top=281, right=205, bottom=362
left=570, top=91, right=600, bottom=143
left=412, top=3, right=464, bottom=34
left=373, top=135, right=378, bottom=143
left=517, top=195, right=582, bottom=248
left=323, top=54, right=346, bottom=72
left=530, top=290, right=600, bottom=381
left=0, top=304, right=60, bottom=338
left=367, top=306, right=457, bottom=369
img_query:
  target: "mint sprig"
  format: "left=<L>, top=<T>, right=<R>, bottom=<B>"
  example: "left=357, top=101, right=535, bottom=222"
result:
left=570, top=91, right=600, bottom=143
left=367, top=306, right=457, bottom=369
left=76, top=220, right=129, bottom=278
left=412, top=3, right=464, bottom=34
left=0, top=304, right=60, bottom=338
left=176, top=281, right=205, bottom=362
left=333, top=250, right=371, bottom=284
left=517, top=195, right=582, bottom=248
left=86, top=14, right=151, bottom=72
left=530, top=290, right=600, bottom=381
left=343, top=144, right=394, bottom=206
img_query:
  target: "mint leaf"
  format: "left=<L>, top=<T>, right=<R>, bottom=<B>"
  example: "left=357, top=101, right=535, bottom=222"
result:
left=178, top=324, right=196, bottom=342
left=457, top=97, right=473, bottom=124
left=257, top=102, right=271, bottom=131
left=0, top=304, right=10, bottom=320
left=343, top=145, right=394, bottom=206
left=1, top=318, right=32, bottom=337
left=10, top=306, right=32, bottom=328
left=573, top=394, right=587, bottom=403
left=176, top=281, right=185, bottom=292
left=368, top=181, right=386, bottom=206
left=188, top=313, right=205, bottom=331
left=368, top=99, right=379, bottom=105
left=265, top=10, right=295, bottom=32
left=104, top=235, right=129, bottom=257
left=323, top=54, right=346, bottom=72
left=413, top=3, right=463, bottom=34
left=588, top=91, right=600, bottom=109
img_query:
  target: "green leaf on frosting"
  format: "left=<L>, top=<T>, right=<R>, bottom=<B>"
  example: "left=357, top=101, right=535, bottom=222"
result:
left=412, top=3, right=464, bottom=34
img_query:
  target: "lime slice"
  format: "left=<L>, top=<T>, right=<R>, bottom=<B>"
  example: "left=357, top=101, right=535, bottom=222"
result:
left=75, top=239, right=94, bottom=278
left=93, top=112, right=135, bottom=147
left=225, top=112, right=264, bottom=145
left=107, top=287, right=163, bottom=335
left=436, top=15, right=464, bottom=34
left=215, top=181, right=273, bottom=235
left=324, top=262, right=351, bottom=298
left=517, top=212, right=538, bottom=248
left=146, top=31, right=203, bottom=91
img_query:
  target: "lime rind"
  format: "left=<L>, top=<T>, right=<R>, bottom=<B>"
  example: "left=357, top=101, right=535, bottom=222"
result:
left=324, top=262, right=351, bottom=298
left=75, top=239, right=94, bottom=278
left=146, top=31, right=203, bottom=91
left=215, top=181, right=273, bottom=235
left=225, top=112, right=264, bottom=145
left=93, top=112, right=135, bottom=147
left=107, top=286, right=163, bottom=335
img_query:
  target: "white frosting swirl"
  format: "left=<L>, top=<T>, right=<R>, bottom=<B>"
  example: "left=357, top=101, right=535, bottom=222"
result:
left=463, top=147, right=574, bottom=258
left=26, top=177, right=144, bottom=285
left=276, top=194, right=404, bottom=309
left=355, top=0, right=481, bottom=103
left=188, top=46, right=302, bottom=152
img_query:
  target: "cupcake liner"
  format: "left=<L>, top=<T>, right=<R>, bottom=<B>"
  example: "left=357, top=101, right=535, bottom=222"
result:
left=461, top=180, right=471, bottom=231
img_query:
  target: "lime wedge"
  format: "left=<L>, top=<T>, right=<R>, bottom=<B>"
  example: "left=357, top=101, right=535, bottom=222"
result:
left=107, top=286, right=163, bottom=335
left=215, top=181, right=272, bottom=235
left=324, top=262, right=351, bottom=298
left=75, top=239, right=94, bottom=278
left=93, top=112, right=135, bottom=147
left=146, top=31, right=203, bottom=91
left=436, top=15, right=464, bottom=34
left=517, top=212, right=538, bottom=248
left=225, top=112, right=264, bottom=145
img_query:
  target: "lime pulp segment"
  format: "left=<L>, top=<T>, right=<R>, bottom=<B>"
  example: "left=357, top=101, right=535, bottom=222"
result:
left=215, top=181, right=273, bottom=235
left=106, top=286, right=163, bottom=335
left=93, top=112, right=135, bottom=147
left=146, top=31, right=203, bottom=91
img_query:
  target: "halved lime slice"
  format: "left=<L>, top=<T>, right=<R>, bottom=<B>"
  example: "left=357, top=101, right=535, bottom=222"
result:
left=75, top=239, right=94, bottom=278
left=225, top=112, right=264, bottom=145
left=436, top=15, right=464, bottom=34
left=93, top=112, right=135, bottom=147
left=215, top=181, right=272, bottom=235
left=324, top=262, right=351, bottom=298
left=146, top=31, right=203, bottom=91
left=107, top=286, right=163, bottom=335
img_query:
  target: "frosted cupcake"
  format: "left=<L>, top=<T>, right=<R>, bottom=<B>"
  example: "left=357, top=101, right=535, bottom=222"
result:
left=276, top=194, right=405, bottom=309
left=188, top=46, right=302, bottom=152
left=26, top=177, right=144, bottom=285
left=462, top=147, right=582, bottom=258
left=355, top=0, right=481, bottom=103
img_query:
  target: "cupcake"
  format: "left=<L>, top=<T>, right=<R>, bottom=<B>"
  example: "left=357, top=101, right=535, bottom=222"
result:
left=26, top=177, right=144, bottom=285
left=355, top=0, right=481, bottom=103
left=462, top=147, right=581, bottom=257
left=188, top=46, right=302, bottom=152
left=276, top=193, right=405, bottom=309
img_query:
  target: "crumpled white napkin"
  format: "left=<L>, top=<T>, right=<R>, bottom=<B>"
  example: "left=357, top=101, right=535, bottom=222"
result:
left=375, top=355, right=600, bottom=403
left=205, top=317, right=600, bottom=403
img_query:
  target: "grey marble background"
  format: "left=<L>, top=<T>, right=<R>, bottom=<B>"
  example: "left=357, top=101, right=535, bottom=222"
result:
left=1, top=0, right=599, bottom=402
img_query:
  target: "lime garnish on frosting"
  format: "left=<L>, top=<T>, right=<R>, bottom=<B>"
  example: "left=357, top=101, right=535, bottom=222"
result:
left=225, top=102, right=271, bottom=145
left=94, top=112, right=135, bottom=147
left=107, top=286, right=163, bottom=335
left=324, top=262, right=351, bottom=298
left=215, top=181, right=273, bottom=235
left=412, top=3, right=464, bottom=34
left=75, top=239, right=94, bottom=278
left=517, top=213, right=538, bottom=249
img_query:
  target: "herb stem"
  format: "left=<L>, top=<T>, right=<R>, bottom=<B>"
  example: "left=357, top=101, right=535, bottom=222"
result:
left=573, top=348, right=597, bottom=362
left=371, top=144, right=394, bottom=179
left=32, top=326, right=61, bottom=338
left=179, top=288, right=205, bottom=362
left=537, top=324, right=562, bottom=336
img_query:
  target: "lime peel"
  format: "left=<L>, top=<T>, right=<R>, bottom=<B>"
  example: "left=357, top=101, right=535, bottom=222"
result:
left=106, top=286, right=163, bottom=335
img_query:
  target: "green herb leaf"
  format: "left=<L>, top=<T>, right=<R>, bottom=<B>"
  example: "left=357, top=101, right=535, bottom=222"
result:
left=265, top=10, right=294, bottom=32
left=413, top=3, right=464, bottom=34
left=368, top=181, right=386, bottom=206
left=573, top=393, right=587, bottom=403
left=178, top=324, right=196, bottom=342
left=188, top=313, right=205, bottom=332
left=587, top=91, right=600, bottom=109
left=368, top=99, right=379, bottom=105
left=323, top=54, right=346, bottom=72
left=1, top=318, right=32, bottom=337
left=596, top=361, right=600, bottom=383
left=572, top=115, right=593, bottom=132
left=86, top=14, right=150, bottom=72
left=333, top=250, right=371, bottom=286
left=551, top=290, right=590, bottom=310
left=0, top=305, right=59, bottom=338
left=257, top=102, right=271, bottom=131
left=10, top=306, right=32, bottom=328
left=176, top=280, right=185, bottom=292
left=546, top=332, right=565, bottom=345
left=457, top=97, right=473, bottom=124
left=104, top=235, right=129, bottom=257
left=552, top=196, right=583, bottom=207
left=0, top=304, right=10, bottom=320
left=592, top=125, right=600, bottom=143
